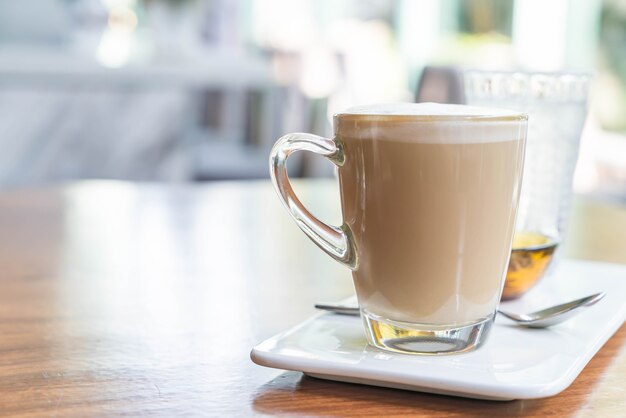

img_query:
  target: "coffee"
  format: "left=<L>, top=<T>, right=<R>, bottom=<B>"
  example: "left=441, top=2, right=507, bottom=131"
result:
left=270, top=102, right=527, bottom=354
left=335, top=103, right=526, bottom=325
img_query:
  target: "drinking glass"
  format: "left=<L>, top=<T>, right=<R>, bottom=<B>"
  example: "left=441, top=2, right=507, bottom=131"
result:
left=464, top=71, right=590, bottom=299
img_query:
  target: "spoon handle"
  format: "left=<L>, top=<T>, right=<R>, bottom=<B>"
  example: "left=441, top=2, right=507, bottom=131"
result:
left=314, top=303, right=360, bottom=315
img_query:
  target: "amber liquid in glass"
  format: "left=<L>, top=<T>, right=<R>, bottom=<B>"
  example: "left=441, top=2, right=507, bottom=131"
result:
left=502, top=231, right=558, bottom=300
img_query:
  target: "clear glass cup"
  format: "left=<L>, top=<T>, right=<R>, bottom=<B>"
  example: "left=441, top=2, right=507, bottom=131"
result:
left=464, top=71, right=591, bottom=299
left=269, top=103, right=527, bottom=355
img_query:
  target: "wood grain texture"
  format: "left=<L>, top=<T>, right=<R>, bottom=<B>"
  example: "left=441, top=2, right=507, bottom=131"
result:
left=0, top=180, right=623, bottom=417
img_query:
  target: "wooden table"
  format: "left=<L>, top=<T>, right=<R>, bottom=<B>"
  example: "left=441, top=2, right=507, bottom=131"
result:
left=0, top=180, right=624, bottom=417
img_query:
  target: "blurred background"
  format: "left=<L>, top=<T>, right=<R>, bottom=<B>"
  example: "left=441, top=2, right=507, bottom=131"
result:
left=0, top=0, right=624, bottom=201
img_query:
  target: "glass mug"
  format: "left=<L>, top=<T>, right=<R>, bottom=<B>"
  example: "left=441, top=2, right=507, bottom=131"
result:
left=270, top=103, right=528, bottom=355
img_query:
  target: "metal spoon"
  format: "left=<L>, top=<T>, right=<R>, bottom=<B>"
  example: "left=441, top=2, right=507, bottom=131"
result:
left=314, top=292, right=606, bottom=328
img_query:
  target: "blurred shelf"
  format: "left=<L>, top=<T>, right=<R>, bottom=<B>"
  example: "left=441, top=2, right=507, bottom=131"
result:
left=0, top=45, right=273, bottom=89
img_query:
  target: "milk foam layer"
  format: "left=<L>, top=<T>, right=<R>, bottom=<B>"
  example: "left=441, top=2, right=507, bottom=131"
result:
left=336, top=102, right=527, bottom=144
left=342, top=102, right=523, bottom=117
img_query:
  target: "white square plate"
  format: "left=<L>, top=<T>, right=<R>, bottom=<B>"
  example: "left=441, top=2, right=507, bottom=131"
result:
left=251, top=259, right=626, bottom=400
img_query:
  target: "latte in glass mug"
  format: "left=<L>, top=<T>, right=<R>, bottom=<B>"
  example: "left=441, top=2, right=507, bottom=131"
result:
left=270, top=103, right=527, bottom=355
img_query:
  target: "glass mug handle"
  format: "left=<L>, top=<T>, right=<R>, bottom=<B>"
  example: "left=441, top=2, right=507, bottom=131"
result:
left=269, top=133, right=357, bottom=270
